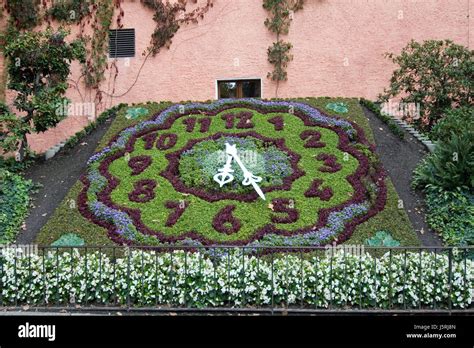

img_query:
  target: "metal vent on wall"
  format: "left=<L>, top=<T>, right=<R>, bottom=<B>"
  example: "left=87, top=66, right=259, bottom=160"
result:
left=109, top=29, right=135, bottom=58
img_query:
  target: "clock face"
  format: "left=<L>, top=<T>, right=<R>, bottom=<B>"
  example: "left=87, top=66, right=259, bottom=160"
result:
left=79, top=99, right=386, bottom=247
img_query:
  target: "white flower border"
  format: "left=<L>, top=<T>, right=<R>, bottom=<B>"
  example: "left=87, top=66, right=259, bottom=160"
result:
left=1, top=249, right=472, bottom=309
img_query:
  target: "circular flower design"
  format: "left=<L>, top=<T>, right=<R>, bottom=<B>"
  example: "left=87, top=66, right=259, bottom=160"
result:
left=79, top=99, right=386, bottom=248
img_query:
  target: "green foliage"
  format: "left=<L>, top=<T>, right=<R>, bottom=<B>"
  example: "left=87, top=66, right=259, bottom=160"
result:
left=2, top=28, right=85, bottom=153
left=83, top=0, right=114, bottom=88
left=263, top=0, right=304, bottom=35
left=424, top=186, right=474, bottom=246
left=263, top=0, right=305, bottom=83
left=0, top=102, right=28, bottom=155
left=141, top=0, right=182, bottom=56
left=0, top=148, right=37, bottom=173
left=413, top=106, right=474, bottom=247
left=360, top=98, right=405, bottom=139
left=5, top=0, right=39, bottom=30
left=141, top=0, right=214, bottom=56
left=365, top=230, right=401, bottom=247
left=430, top=106, right=474, bottom=142
left=266, top=40, right=293, bottom=81
left=412, top=132, right=474, bottom=191
left=179, top=136, right=293, bottom=193
left=49, top=0, right=91, bottom=23
left=0, top=169, right=33, bottom=244
left=379, top=40, right=473, bottom=132
left=51, top=233, right=85, bottom=247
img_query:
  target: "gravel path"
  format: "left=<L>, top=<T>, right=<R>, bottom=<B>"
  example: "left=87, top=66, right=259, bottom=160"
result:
left=15, top=119, right=112, bottom=244
left=362, top=106, right=442, bottom=246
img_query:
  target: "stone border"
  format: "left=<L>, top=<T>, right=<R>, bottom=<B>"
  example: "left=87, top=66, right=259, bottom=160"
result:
left=386, top=114, right=436, bottom=153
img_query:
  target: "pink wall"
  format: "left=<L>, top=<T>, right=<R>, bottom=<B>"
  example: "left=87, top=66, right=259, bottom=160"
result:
left=1, top=0, right=472, bottom=153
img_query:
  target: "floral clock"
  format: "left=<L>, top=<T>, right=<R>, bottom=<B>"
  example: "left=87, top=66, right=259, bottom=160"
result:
left=79, top=99, right=387, bottom=248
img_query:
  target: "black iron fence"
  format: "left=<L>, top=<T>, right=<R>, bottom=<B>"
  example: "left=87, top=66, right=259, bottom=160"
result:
left=0, top=245, right=472, bottom=314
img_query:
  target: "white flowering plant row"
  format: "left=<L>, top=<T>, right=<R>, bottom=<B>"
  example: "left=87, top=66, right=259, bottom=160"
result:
left=0, top=249, right=472, bottom=309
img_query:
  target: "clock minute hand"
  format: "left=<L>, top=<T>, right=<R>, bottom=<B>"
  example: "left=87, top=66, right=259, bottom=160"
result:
left=226, top=144, right=266, bottom=201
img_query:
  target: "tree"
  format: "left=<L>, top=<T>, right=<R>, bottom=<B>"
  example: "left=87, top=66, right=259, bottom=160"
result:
left=0, top=28, right=85, bottom=157
left=379, top=40, right=473, bottom=132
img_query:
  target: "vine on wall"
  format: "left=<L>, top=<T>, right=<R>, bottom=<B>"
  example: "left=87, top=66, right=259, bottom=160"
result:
left=141, top=0, right=214, bottom=56
left=1, top=0, right=214, bottom=96
left=83, top=0, right=115, bottom=89
left=4, top=0, right=40, bottom=30
left=263, top=0, right=304, bottom=96
left=48, top=0, right=91, bottom=24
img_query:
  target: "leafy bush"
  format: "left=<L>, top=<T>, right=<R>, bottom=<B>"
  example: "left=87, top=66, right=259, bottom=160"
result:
left=379, top=40, right=473, bottom=132
left=0, top=249, right=471, bottom=308
left=2, top=28, right=86, bottom=154
left=0, top=169, right=33, bottom=244
left=412, top=132, right=474, bottom=191
left=423, top=186, right=474, bottom=246
left=430, top=107, right=474, bottom=142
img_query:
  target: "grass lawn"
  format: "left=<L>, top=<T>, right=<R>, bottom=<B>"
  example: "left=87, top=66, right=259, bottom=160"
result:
left=36, top=98, right=420, bottom=247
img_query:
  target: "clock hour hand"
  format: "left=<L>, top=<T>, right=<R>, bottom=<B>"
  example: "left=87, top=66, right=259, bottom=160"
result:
left=225, top=143, right=266, bottom=200
left=213, top=151, right=234, bottom=187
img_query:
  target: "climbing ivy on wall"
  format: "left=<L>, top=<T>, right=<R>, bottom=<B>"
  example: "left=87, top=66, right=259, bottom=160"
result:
left=263, top=0, right=304, bottom=95
left=141, top=0, right=214, bottom=56
left=1, top=0, right=213, bottom=93
left=82, top=0, right=115, bottom=89
left=48, top=0, right=91, bottom=24
left=4, top=0, right=40, bottom=29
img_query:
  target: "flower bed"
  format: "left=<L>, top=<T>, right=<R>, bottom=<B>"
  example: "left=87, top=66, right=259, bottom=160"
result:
left=37, top=98, right=420, bottom=248
left=0, top=169, right=33, bottom=244
left=0, top=249, right=471, bottom=309
left=77, top=99, right=389, bottom=248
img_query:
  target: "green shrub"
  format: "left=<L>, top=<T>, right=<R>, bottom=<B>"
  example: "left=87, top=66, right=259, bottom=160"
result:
left=0, top=169, right=33, bottom=244
left=424, top=186, right=474, bottom=246
left=430, top=107, right=474, bottom=142
left=412, top=132, right=474, bottom=191
left=379, top=40, right=473, bottom=132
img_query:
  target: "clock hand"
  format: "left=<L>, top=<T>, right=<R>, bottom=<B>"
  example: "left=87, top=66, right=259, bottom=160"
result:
left=242, top=172, right=266, bottom=201
left=213, top=152, right=234, bottom=187
left=226, top=144, right=266, bottom=201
